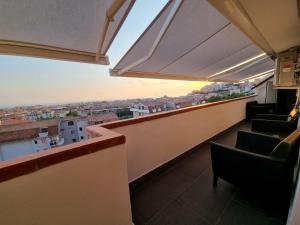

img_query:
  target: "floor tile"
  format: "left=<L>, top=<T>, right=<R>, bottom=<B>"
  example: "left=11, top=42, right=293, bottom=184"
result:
left=217, top=200, right=285, bottom=225
left=179, top=169, right=236, bottom=224
left=146, top=199, right=210, bottom=225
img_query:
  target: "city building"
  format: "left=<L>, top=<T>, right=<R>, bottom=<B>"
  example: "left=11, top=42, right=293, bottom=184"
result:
left=60, top=113, right=119, bottom=144
left=0, top=119, right=34, bottom=126
left=0, top=1, right=299, bottom=225
left=130, top=102, right=165, bottom=117
left=60, top=118, right=89, bottom=145
left=0, top=120, right=63, bottom=161
left=53, top=107, right=69, bottom=118
left=88, top=113, right=119, bottom=125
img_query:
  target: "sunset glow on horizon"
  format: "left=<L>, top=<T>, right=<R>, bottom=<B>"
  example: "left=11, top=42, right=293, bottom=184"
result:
left=0, top=0, right=211, bottom=108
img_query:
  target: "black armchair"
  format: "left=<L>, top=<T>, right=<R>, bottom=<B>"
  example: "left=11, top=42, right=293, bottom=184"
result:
left=210, top=130, right=300, bottom=209
left=246, top=101, right=277, bottom=121
left=252, top=118, right=298, bottom=135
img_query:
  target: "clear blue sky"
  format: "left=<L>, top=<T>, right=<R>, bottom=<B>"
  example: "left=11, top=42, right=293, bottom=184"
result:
left=0, top=0, right=209, bottom=108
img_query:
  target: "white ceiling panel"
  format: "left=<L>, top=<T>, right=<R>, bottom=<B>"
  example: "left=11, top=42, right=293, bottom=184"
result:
left=0, top=0, right=135, bottom=64
left=193, top=44, right=263, bottom=77
left=159, top=24, right=253, bottom=75
left=239, top=0, right=300, bottom=53
left=131, top=0, right=230, bottom=72
left=114, top=0, right=177, bottom=70
left=224, top=58, right=275, bottom=82
left=113, top=0, right=274, bottom=82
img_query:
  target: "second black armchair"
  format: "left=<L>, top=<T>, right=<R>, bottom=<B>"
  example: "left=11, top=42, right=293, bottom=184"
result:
left=210, top=129, right=300, bottom=211
left=246, top=101, right=277, bottom=121
left=252, top=116, right=298, bottom=136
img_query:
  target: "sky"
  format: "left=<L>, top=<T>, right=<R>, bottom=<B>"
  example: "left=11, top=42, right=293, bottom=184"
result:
left=0, top=0, right=210, bottom=108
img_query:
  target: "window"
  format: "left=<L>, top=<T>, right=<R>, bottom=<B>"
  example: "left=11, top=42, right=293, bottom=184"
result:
left=81, top=136, right=84, bottom=140
left=71, top=130, right=75, bottom=134
left=40, top=127, right=48, bottom=133
left=79, top=127, right=83, bottom=131
left=68, top=121, right=74, bottom=126
left=72, top=138, right=77, bottom=143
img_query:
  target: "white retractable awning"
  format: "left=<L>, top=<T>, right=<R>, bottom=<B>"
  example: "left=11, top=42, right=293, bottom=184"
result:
left=112, top=0, right=274, bottom=82
left=0, top=0, right=135, bottom=64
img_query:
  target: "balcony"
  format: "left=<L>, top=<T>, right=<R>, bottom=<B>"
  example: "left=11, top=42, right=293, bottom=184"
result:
left=2, top=95, right=298, bottom=225
left=130, top=121, right=286, bottom=225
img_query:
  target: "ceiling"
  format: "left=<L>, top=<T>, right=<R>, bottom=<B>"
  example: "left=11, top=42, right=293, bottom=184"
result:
left=0, top=0, right=135, bottom=64
left=209, top=0, right=300, bottom=54
left=112, top=0, right=299, bottom=82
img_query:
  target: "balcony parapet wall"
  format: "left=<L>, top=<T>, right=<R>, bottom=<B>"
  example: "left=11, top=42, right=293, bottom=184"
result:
left=0, top=126, right=125, bottom=182
left=100, top=95, right=257, bottom=182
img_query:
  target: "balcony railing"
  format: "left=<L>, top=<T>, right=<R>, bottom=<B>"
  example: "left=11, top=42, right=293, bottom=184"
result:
left=0, top=95, right=257, bottom=225
left=101, top=95, right=256, bottom=182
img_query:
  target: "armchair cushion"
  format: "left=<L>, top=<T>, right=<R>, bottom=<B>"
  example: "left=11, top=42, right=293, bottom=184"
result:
left=256, top=114, right=289, bottom=121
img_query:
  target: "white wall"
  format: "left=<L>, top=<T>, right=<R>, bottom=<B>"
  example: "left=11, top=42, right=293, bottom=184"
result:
left=0, top=144, right=132, bottom=225
left=111, top=97, right=256, bottom=182
left=76, top=120, right=89, bottom=140
left=0, top=139, right=50, bottom=161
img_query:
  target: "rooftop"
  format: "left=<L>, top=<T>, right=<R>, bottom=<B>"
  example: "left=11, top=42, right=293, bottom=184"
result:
left=0, top=119, right=34, bottom=126
left=0, top=120, right=59, bottom=143
left=0, top=120, right=59, bottom=133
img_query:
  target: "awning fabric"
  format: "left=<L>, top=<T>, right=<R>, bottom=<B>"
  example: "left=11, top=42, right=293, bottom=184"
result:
left=112, top=0, right=274, bottom=82
left=0, top=0, right=135, bottom=64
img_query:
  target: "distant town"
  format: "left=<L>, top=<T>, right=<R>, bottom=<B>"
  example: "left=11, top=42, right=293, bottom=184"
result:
left=0, top=82, right=253, bottom=161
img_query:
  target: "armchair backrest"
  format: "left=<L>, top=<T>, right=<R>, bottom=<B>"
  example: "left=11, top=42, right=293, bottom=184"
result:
left=246, top=101, right=258, bottom=107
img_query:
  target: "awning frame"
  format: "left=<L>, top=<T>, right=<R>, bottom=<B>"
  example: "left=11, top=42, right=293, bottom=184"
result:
left=0, top=40, right=109, bottom=64
left=112, top=0, right=274, bottom=82
left=110, top=69, right=228, bottom=82
left=0, top=0, right=135, bottom=64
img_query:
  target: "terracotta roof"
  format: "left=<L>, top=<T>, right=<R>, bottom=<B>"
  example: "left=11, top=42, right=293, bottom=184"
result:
left=136, top=102, right=165, bottom=107
left=0, top=126, right=58, bottom=143
left=0, top=120, right=59, bottom=143
left=0, top=120, right=59, bottom=133
left=0, top=119, right=34, bottom=126
left=175, top=101, right=193, bottom=108
left=88, top=113, right=119, bottom=124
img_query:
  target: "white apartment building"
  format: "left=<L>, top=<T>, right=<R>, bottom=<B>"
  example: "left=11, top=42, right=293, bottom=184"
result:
left=130, top=103, right=165, bottom=118
left=0, top=120, right=64, bottom=161
left=60, top=113, right=118, bottom=144
left=60, top=119, right=89, bottom=145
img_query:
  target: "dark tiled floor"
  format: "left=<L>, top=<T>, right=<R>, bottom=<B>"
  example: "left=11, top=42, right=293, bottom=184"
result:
left=130, top=122, right=287, bottom=225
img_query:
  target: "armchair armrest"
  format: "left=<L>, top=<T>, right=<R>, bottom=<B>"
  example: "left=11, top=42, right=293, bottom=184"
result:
left=236, top=130, right=283, bottom=155
left=252, top=119, right=297, bottom=134
left=256, top=114, right=289, bottom=121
